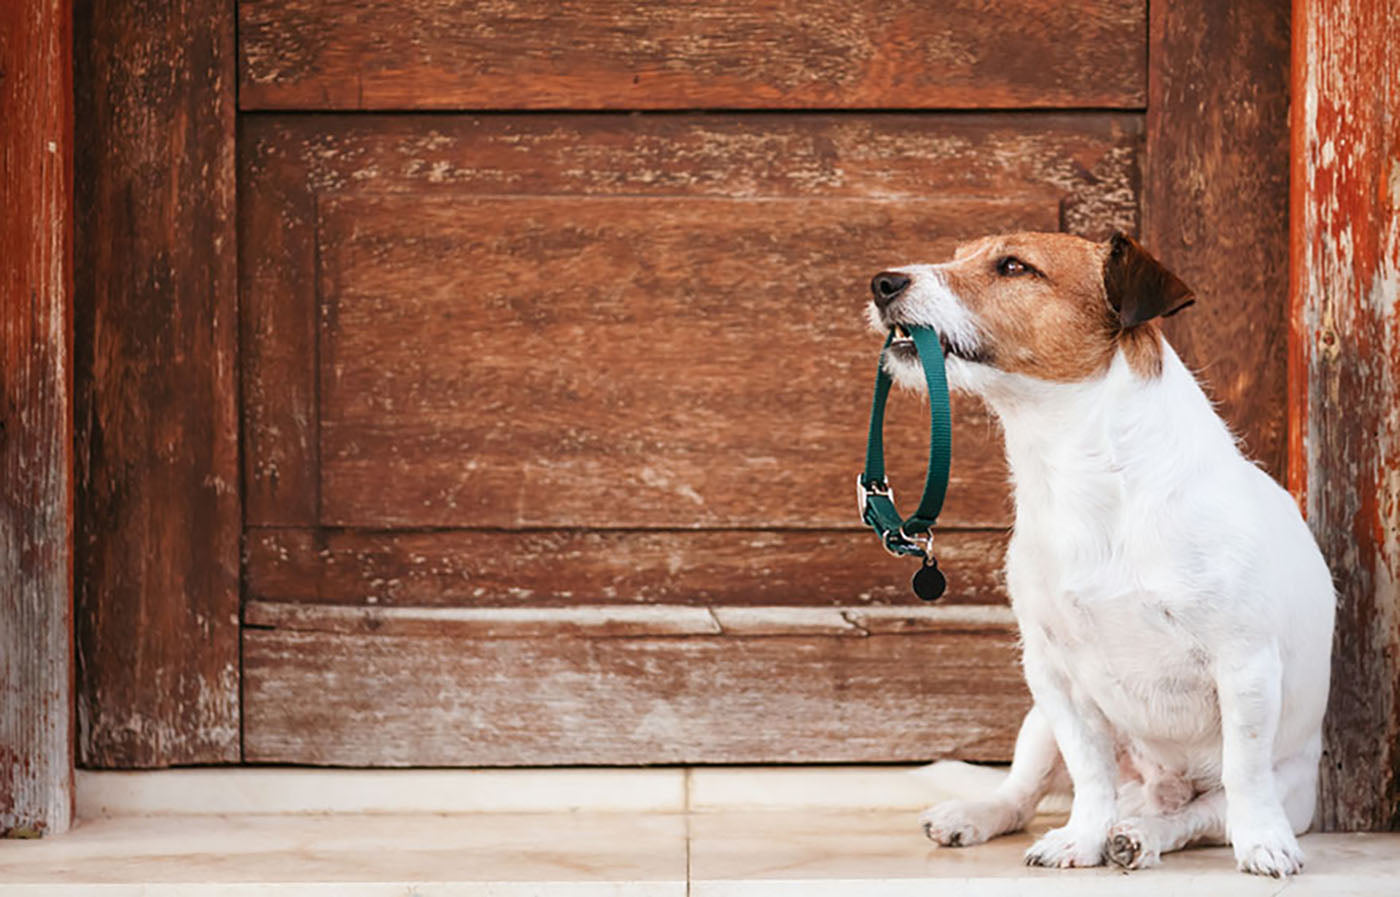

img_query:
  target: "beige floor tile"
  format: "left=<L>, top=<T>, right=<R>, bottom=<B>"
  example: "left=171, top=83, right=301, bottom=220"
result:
left=0, top=812, right=687, bottom=895
left=78, top=768, right=687, bottom=817
left=687, top=809, right=1400, bottom=896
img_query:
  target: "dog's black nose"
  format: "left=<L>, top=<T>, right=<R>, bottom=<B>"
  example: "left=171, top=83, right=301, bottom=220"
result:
left=870, top=271, right=912, bottom=308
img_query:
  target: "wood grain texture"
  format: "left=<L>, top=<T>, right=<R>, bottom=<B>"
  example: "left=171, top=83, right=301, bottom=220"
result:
left=317, top=194, right=1053, bottom=529
left=72, top=0, right=240, bottom=767
left=238, top=0, right=1146, bottom=111
left=0, top=0, right=73, bottom=837
left=243, top=623, right=1029, bottom=765
left=1292, top=0, right=1400, bottom=832
left=242, top=113, right=1143, bottom=527
left=243, top=601, right=1016, bottom=639
left=244, top=528, right=1010, bottom=608
left=1143, top=0, right=1292, bottom=479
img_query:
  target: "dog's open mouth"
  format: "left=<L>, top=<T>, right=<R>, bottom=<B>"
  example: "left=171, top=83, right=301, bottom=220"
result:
left=887, top=324, right=988, bottom=364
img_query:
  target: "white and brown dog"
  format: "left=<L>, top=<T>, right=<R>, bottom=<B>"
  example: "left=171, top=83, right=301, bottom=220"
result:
left=868, top=232, right=1334, bottom=876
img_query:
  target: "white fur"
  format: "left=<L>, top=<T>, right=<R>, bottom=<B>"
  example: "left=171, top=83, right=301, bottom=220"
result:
left=878, top=263, right=1335, bottom=876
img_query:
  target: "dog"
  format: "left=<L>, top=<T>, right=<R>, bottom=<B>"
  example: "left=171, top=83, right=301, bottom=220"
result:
left=867, top=232, right=1334, bottom=876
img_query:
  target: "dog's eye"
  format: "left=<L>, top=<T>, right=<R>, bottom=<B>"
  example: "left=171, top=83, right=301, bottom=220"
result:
left=997, top=256, right=1031, bottom=277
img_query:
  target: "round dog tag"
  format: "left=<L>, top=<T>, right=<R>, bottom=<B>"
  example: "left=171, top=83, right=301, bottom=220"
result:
left=911, top=558, right=947, bottom=602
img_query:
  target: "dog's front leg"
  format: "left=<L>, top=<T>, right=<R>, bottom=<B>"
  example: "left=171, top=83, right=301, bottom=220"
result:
left=1217, top=645, right=1305, bottom=876
left=1020, top=641, right=1116, bottom=868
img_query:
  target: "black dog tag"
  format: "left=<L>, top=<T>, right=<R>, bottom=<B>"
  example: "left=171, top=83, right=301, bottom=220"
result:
left=911, top=557, right=947, bottom=602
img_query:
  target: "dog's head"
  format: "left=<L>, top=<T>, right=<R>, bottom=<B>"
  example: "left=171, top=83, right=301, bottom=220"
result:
left=867, top=231, right=1193, bottom=395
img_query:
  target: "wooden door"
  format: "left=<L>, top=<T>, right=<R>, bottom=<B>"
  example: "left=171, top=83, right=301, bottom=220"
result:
left=70, top=0, right=1292, bottom=772
left=234, top=1, right=1143, bottom=765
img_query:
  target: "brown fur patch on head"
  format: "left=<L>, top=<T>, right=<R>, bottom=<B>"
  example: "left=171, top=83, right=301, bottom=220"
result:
left=1119, top=321, right=1165, bottom=379
left=937, top=232, right=1177, bottom=381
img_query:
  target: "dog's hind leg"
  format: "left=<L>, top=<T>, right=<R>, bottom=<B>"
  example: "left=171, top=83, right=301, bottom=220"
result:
left=1107, top=742, right=1323, bottom=871
left=921, top=705, right=1062, bottom=847
left=1107, top=788, right=1227, bottom=870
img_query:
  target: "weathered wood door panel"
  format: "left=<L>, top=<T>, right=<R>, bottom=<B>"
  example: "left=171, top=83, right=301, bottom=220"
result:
left=243, top=609, right=1027, bottom=766
left=242, top=113, right=1142, bottom=530
left=232, top=0, right=1150, bottom=766
left=240, top=109, right=1138, bottom=764
left=59, top=0, right=1299, bottom=780
left=315, top=194, right=1052, bottom=529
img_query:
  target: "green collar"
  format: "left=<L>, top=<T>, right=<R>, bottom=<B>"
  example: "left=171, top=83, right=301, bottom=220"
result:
left=857, top=326, right=952, bottom=600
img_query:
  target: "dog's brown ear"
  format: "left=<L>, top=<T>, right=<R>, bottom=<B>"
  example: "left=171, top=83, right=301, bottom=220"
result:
left=1103, top=232, right=1195, bottom=328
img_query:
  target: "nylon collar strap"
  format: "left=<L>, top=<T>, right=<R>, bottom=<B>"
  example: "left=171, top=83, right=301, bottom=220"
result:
left=857, top=326, right=952, bottom=560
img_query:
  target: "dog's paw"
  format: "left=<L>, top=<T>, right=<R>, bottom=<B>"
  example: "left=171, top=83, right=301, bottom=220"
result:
left=1233, top=830, right=1304, bottom=877
left=1024, top=825, right=1107, bottom=868
left=1106, top=819, right=1161, bottom=870
left=919, top=799, right=1014, bottom=847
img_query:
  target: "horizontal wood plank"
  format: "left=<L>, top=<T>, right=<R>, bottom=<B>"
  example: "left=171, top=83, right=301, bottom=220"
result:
left=318, top=195, right=1052, bottom=528
left=243, top=625, right=1029, bottom=765
left=242, top=113, right=1142, bottom=527
left=243, top=601, right=1016, bottom=639
left=244, top=528, right=1010, bottom=607
left=239, top=0, right=1146, bottom=111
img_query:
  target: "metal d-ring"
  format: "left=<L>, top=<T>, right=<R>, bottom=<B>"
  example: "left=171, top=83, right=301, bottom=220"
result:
left=898, top=523, right=934, bottom=559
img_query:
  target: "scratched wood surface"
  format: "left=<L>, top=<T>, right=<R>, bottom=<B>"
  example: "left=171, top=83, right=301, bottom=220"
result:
left=0, top=0, right=73, bottom=836
left=72, top=0, right=240, bottom=766
left=1143, top=0, right=1291, bottom=480
left=1292, top=0, right=1400, bottom=832
left=245, top=528, right=1010, bottom=608
left=244, top=601, right=1017, bottom=639
left=241, top=113, right=1143, bottom=529
left=317, top=193, right=1054, bottom=529
left=237, top=0, right=1146, bottom=111
left=236, top=110, right=1139, bottom=763
left=243, top=613, right=1030, bottom=765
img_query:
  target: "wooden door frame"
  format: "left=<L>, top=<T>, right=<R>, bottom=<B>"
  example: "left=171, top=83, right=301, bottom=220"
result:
left=1, top=0, right=75, bottom=838
left=1290, top=0, right=1400, bottom=832
left=72, top=0, right=241, bottom=768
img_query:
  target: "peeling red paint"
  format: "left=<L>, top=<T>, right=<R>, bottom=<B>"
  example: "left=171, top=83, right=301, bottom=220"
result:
left=1292, top=0, right=1400, bottom=832
left=0, top=0, right=74, bottom=839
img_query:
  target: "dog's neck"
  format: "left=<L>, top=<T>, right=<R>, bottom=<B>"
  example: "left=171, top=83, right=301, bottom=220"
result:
left=978, top=342, right=1236, bottom=515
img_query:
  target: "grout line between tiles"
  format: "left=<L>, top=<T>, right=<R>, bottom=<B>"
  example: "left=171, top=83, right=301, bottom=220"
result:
left=684, top=767, right=694, bottom=894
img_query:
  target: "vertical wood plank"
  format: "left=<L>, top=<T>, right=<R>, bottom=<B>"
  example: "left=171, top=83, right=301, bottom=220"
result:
left=0, top=0, right=74, bottom=836
left=239, top=134, right=320, bottom=526
left=1293, top=0, right=1400, bottom=832
left=72, top=0, right=240, bottom=766
left=1143, top=0, right=1292, bottom=478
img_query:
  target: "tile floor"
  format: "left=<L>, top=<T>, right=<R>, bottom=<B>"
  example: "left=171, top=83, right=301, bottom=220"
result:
left=1, top=766, right=1396, bottom=895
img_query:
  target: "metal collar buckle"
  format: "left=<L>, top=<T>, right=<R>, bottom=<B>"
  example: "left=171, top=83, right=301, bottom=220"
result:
left=855, top=474, right=892, bottom=519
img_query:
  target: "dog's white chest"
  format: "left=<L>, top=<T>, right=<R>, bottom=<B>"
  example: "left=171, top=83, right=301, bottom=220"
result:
left=1007, top=504, right=1221, bottom=752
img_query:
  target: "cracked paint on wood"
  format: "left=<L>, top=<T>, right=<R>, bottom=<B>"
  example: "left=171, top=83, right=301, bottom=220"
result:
left=1291, top=0, right=1400, bottom=832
